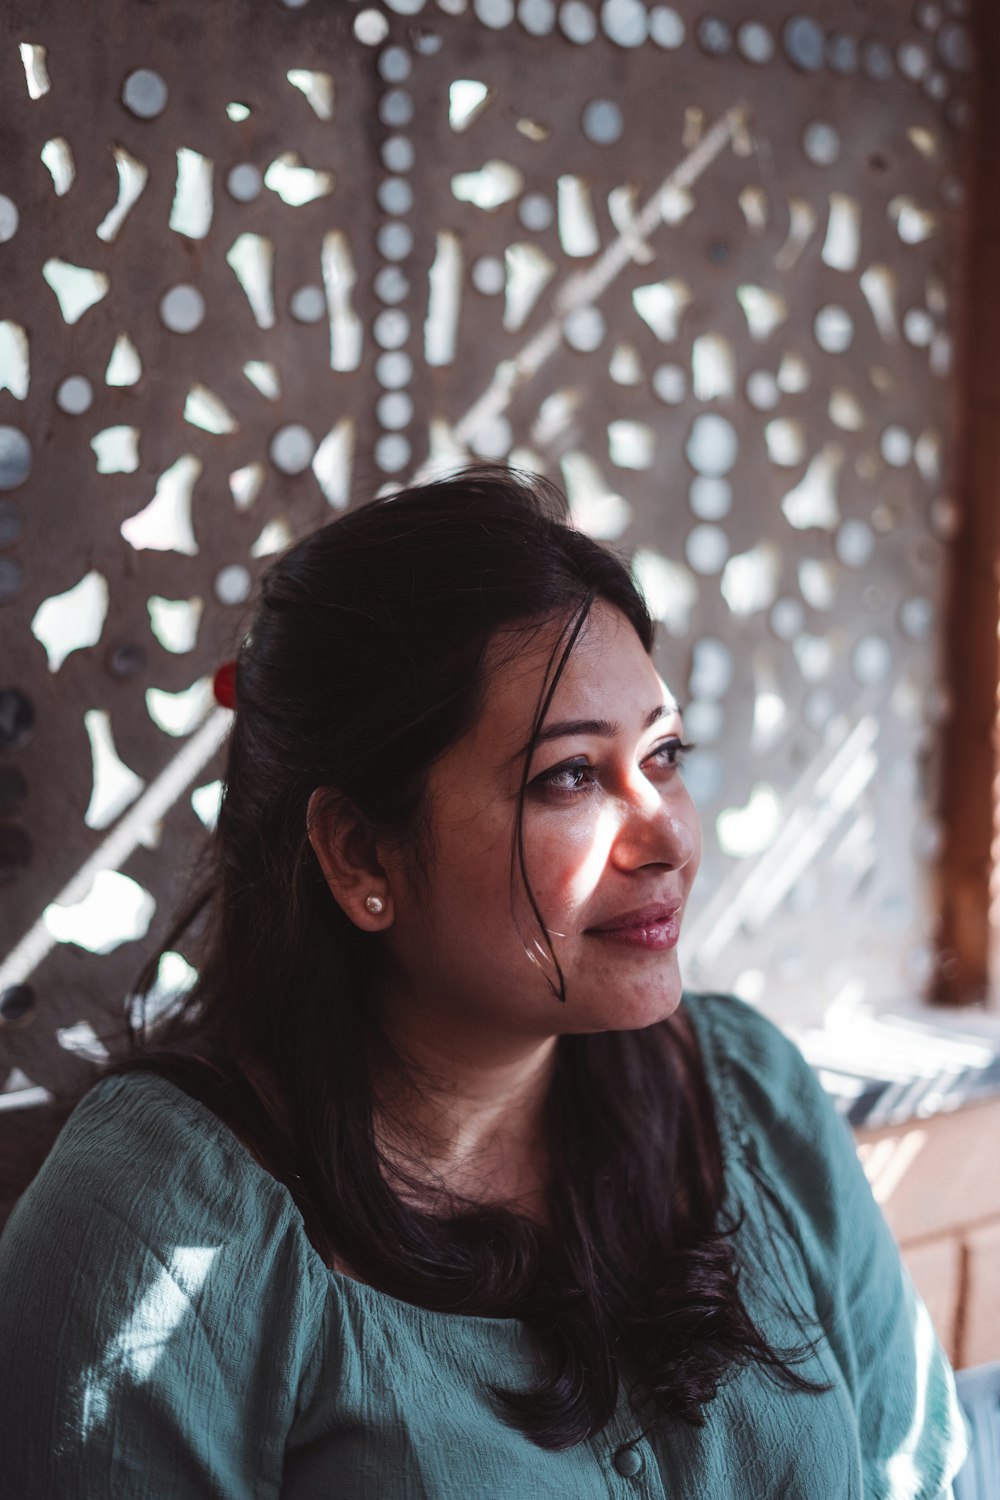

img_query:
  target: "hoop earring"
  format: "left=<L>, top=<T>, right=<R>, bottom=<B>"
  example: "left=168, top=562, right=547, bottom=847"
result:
left=364, top=894, right=385, bottom=916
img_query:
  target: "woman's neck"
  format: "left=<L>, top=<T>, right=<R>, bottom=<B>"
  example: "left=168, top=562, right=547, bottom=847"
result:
left=371, top=1025, right=558, bottom=1218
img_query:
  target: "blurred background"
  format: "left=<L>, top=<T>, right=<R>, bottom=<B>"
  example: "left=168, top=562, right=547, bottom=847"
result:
left=1, top=0, right=998, bottom=1363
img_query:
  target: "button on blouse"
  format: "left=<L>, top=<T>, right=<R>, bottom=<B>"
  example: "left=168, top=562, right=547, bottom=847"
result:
left=613, top=1443, right=644, bottom=1477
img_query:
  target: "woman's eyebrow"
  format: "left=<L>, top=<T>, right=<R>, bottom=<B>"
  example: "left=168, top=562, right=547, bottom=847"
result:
left=514, top=702, right=680, bottom=761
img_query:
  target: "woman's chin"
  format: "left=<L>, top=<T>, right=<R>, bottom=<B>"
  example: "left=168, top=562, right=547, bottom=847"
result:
left=558, top=970, right=685, bottom=1035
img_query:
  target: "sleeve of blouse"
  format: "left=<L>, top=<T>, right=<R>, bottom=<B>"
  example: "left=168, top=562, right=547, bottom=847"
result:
left=701, top=993, right=972, bottom=1500
left=0, top=1074, right=325, bottom=1499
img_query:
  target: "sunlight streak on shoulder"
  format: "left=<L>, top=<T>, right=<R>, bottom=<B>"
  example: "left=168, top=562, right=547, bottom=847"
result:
left=76, top=1245, right=218, bottom=1438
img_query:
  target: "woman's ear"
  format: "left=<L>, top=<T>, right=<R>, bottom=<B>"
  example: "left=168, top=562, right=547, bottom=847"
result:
left=307, top=788, right=393, bottom=930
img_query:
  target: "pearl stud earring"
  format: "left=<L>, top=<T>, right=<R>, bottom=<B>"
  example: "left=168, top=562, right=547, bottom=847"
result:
left=364, top=894, right=385, bottom=916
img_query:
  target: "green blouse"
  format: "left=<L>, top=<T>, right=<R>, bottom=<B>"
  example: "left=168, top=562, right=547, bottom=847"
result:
left=0, top=993, right=970, bottom=1498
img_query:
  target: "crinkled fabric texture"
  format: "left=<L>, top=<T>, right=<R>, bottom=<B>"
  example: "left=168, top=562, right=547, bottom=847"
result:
left=0, top=993, right=971, bottom=1498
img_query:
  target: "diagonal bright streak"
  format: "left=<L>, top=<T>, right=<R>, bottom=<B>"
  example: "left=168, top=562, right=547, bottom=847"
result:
left=681, top=714, right=880, bottom=967
left=0, top=707, right=232, bottom=993
left=421, top=108, right=746, bottom=462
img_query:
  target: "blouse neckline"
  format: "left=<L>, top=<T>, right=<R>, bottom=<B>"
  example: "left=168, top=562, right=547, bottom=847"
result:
left=109, top=994, right=729, bottom=1331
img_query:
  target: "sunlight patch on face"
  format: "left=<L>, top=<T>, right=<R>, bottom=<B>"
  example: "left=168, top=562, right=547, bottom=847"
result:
left=76, top=1246, right=218, bottom=1438
left=653, top=670, right=679, bottom=717
left=562, top=799, right=621, bottom=913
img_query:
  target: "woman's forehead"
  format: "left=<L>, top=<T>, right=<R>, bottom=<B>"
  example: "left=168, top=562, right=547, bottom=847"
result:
left=483, top=603, right=675, bottom=733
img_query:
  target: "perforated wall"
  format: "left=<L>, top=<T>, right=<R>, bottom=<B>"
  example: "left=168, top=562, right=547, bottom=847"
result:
left=0, top=1, right=974, bottom=1133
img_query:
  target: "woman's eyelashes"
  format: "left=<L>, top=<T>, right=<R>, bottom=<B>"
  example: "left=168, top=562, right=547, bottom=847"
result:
left=646, top=737, right=695, bottom=771
left=530, top=737, right=695, bottom=799
left=532, top=757, right=597, bottom=796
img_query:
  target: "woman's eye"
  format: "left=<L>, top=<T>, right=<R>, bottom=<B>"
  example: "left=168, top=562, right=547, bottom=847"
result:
left=646, top=737, right=695, bottom=771
left=532, top=759, right=596, bottom=796
left=531, top=739, right=694, bottom=798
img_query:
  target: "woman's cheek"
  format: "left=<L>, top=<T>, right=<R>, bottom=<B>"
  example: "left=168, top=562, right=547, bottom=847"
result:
left=529, top=803, right=611, bottom=915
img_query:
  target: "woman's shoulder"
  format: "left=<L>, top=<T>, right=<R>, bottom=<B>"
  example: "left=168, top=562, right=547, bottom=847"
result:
left=682, top=990, right=813, bottom=1095
left=680, top=990, right=872, bottom=1253
left=680, top=990, right=836, bottom=1151
left=0, top=1076, right=330, bottom=1495
left=2, top=1068, right=315, bottom=1278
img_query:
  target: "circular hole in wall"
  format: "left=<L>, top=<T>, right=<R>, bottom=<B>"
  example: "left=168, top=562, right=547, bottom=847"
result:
left=269, top=424, right=315, bottom=475
left=122, top=68, right=168, bottom=119
left=56, top=375, right=93, bottom=415
left=0, top=195, right=19, bottom=243
left=582, top=99, right=624, bottom=144
left=160, top=284, right=205, bottom=334
left=0, top=427, right=31, bottom=490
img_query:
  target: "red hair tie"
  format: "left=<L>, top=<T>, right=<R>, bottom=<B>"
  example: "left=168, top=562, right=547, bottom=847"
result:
left=213, top=660, right=237, bottom=709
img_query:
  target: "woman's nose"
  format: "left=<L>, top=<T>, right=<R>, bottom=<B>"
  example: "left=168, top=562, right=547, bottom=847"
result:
left=612, top=773, right=698, bottom=873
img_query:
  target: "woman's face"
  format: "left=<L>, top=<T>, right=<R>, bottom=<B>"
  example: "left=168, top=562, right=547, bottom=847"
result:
left=377, top=601, right=702, bottom=1046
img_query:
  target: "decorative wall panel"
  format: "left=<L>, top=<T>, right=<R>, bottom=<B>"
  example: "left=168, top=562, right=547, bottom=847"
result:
left=0, top=1, right=974, bottom=1152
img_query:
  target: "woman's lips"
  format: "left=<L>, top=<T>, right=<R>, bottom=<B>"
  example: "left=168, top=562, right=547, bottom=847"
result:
left=585, top=904, right=682, bottom=950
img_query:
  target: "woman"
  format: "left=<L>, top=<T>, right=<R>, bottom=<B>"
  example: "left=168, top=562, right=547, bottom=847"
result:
left=0, top=468, right=969, bottom=1497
